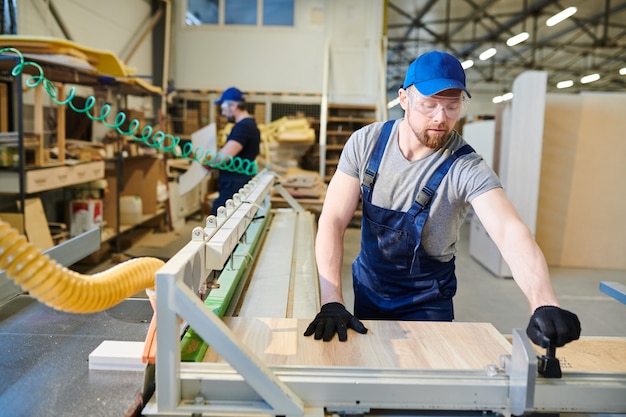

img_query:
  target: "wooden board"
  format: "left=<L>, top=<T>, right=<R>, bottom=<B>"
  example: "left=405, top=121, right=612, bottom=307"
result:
left=88, top=341, right=145, bottom=371
left=534, top=338, right=626, bottom=373
left=20, top=197, right=54, bottom=251
left=203, top=318, right=512, bottom=370
left=0, top=35, right=128, bottom=76
left=538, top=93, right=626, bottom=269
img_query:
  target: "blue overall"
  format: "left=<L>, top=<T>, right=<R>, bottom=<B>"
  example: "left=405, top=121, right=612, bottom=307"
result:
left=352, top=120, right=474, bottom=321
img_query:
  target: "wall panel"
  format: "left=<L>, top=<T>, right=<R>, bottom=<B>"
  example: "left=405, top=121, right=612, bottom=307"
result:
left=537, top=92, right=626, bottom=269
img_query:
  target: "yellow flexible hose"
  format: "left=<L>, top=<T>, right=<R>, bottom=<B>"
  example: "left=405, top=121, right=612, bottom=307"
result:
left=0, top=219, right=164, bottom=313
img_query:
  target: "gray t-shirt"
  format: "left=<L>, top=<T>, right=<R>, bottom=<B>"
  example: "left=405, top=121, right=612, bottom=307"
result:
left=337, top=119, right=501, bottom=262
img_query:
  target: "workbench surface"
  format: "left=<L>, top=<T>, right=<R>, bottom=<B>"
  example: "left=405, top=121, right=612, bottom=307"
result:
left=0, top=295, right=152, bottom=417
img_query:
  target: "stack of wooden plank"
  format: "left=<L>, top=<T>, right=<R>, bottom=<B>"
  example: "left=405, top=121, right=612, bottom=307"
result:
left=259, top=116, right=315, bottom=143
left=275, top=167, right=326, bottom=199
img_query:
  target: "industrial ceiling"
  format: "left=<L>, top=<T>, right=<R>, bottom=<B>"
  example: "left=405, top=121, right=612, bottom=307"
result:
left=386, top=0, right=626, bottom=99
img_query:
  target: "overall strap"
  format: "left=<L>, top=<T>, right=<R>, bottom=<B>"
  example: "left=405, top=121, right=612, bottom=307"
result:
left=408, top=143, right=475, bottom=274
left=361, top=120, right=395, bottom=202
left=407, top=144, right=475, bottom=217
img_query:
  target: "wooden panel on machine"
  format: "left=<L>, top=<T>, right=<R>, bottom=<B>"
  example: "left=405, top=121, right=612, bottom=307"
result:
left=203, top=318, right=512, bottom=370
left=534, top=338, right=626, bottom=373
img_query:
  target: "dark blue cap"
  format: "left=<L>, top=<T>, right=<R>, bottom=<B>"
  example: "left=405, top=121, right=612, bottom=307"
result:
left=214, top=87, right=244, bottom=104
left=403, top=51, right=471, bottom=98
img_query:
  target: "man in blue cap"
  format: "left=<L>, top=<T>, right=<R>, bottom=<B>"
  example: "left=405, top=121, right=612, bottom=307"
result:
left=210, top=87, right=260, bottom=215
left=305, top=51, right=581, bottom=349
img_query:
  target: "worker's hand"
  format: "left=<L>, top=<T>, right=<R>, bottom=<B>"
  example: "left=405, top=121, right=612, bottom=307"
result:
left=303, top=302, right=368, bottom=342
left=526, top=306, right=581, bottom=348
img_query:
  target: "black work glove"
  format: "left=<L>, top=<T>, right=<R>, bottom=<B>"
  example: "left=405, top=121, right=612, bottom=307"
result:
left=526, top=306, right=581, bottom=348
left=303, top=302, right=368, bottom=342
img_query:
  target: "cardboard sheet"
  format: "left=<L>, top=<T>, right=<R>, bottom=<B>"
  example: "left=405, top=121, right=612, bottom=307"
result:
left=178, top=123, right=216, bottom=195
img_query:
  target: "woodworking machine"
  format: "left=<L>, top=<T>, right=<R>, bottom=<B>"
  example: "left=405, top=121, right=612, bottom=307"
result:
left=137, top=169, right=625, bottom=417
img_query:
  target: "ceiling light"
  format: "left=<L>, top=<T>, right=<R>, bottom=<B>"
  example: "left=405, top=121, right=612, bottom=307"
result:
left=492, top=96, right=503, bottom=104
left=501, top=92, right=514, bottom=101
left=461, top=59, right=474, bottom=69
left=620, top=68, right=626, bottom=75
left=580, top=73, right=600, bottom=84
left=556, top=80, right=574, bottom=89
left=546, top=7, right=577, bottom=27
left=506, top=32, right=529, bottom=46
left=479, top=48, right=497, bottom=61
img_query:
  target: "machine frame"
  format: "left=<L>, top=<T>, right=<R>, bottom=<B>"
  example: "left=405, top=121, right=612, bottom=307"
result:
left=142, top=170, right=626, bottom=417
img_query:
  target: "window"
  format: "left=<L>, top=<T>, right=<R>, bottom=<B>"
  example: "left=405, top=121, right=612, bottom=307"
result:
left=263, top=0, right=294, bottom=26
left=225, top=0, right=257, bottom=25
left=186, top=0, right=294, bottom=27
left=186, top=0, right=218, bottom=25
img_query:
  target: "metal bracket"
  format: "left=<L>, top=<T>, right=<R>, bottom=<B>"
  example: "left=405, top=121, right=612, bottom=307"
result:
left=537, top=345, right=562, bottom=379
left=502, top=328, right=537, bottom=416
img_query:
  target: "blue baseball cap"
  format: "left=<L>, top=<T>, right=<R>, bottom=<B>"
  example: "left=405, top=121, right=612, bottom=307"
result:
left=214, top=87, right=244, bottom=104
left=403, top=51, right=471, bottom=98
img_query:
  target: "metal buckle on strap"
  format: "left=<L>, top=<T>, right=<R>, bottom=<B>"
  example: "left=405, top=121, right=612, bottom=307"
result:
left=415, top=186, right=434, bottom=208
left=363, top=168, right=376, bottom=189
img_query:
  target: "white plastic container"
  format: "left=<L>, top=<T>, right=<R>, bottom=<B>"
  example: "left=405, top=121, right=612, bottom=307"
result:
left=70, top=199, right=103, bottom=236
left=119, top=195, right=143, bottom=224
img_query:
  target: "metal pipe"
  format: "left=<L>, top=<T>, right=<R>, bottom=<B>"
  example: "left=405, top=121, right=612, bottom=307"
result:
left=120, top=5, right=164, bottom=64
left=48, top=0, right=73, bottom=40
left=161, top=0, right=171, bottom=120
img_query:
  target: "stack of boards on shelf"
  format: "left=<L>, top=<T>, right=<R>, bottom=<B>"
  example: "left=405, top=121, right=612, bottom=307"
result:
left=0, top=35, right=128, bottom=76
left=0, top=35, right=161, bottom=94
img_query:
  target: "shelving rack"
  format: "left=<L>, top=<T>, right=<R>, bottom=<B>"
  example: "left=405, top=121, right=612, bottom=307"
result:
left=0, top=50, right=164, bottom=257
left=322, top=103, right=377, bottom=182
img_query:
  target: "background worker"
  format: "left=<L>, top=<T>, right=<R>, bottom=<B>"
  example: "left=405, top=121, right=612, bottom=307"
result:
left=210, top=87, right=261, bottom=215
left=304, top=51, right=581, bottom=348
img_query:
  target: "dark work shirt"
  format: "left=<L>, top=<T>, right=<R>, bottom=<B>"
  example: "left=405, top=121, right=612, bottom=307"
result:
left=221, top=117, right=260, bottom=180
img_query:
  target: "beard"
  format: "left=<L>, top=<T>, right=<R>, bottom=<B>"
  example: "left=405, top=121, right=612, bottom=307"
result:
left=407, top=119, right=452, bottom=149
left=417, top=129, right=451, bottom=149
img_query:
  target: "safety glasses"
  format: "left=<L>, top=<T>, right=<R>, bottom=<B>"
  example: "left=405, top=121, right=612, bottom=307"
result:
left=220, top=100, right=236, bottom=110
left=405, top=88, right=468, bottom=119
